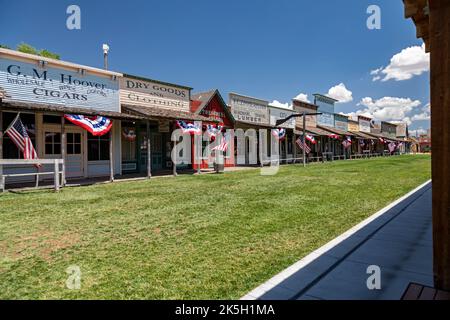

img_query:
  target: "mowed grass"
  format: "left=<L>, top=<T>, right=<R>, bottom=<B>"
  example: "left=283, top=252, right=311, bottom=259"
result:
left=0, top=155, right=430, bottom=299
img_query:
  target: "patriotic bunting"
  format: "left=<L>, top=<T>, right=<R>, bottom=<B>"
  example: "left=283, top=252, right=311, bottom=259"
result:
left=206, top=124, right=224, bottom=140
left=64, top=114, right=112, bottom=136
left=305, top=134, right=316, bottom=144
left=122, top=128, right=137, bottom=142
left=359, top=139, right=365, bottom=147
left=271, top=128, right=286, bottom=141
left=342, top=136, right=352, bottom=149
left=388, top=142, right=397, bottom=153
left=176, top=120, right=202, bottom=135
left=328, top=134, right=340, bottom=140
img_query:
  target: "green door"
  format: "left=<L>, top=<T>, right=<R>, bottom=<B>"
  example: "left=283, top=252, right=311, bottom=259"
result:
left=151, top=133, right=163, bottom=171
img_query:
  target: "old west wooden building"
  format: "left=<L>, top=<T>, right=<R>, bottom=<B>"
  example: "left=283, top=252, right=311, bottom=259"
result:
left=0, top=48, right=212, bottom=186
left=190, top=89, right=235, bottom=169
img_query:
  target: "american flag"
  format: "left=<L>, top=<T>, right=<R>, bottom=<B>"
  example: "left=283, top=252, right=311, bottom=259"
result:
left=212, top=135, right=229, bottom=152
left=296, top=136, right=311, bottom=154
left=4, top=114, right=39, bottom=160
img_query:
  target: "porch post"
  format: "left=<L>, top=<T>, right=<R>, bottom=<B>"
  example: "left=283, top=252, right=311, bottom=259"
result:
left=430, top=0, right=450, bottom=291
left=172, top=122, right=177, bottom=177
left=60, top=115, right=66, bottom=186
left=284, top=132, right=288, bottom=163
left=0, top=108, right=3, bottom=191
left=109, top=128, right=114, bottom=182
left=146, top=120, right=152, bottom=178
left=292, top=132, right=297, bottom=164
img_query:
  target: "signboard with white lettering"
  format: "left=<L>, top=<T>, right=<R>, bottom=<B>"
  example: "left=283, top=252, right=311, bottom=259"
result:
left=359, top=118, right=371, bottom=133
left=269, top=106, right=295, bottom=129
left=229, top=93, right=269, bottom=125
left=318, top=112, right=334, bottom=127
left=334, top=115, right=348, bottom=131
left=0, top=57, right=120, bottom=111
left=120, top=77, right=190, bottom=112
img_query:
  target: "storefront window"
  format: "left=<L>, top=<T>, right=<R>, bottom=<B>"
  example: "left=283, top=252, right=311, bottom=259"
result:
left=67, top=133, right=82, bottom=155
left=2, top=112, right=36, bottom=159
left=87, top=132, right=109, bottom=161
left=45, top=132, right=61, bottom=155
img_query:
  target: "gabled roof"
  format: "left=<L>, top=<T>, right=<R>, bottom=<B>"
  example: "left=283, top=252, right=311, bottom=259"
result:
left=191, top=89, right=235, bottom=124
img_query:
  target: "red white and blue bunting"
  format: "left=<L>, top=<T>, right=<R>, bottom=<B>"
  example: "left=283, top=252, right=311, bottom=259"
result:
left=388, top=142, right=397, bottom=153
left=328, top=134, right=340, bottom=140
left=342, top=136, right=352, bottom=149
left=122, top=128, right=137, bottom=142
left=206, top=124, right=224, bottom=140
left=271, top=128, right=287, bottom=141
left=305, top=134, right=316, bottom=144
left=64, top=114, right=112, bottom=136
left=176, top=120, right=202, bottom=135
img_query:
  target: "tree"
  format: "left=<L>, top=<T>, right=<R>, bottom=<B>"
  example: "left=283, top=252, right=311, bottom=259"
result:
left=16, top=42, right=60, bottom=60
left=0, top=44, right=11, bottom=49
left=39, top=49, right=60, bottom=60
left=17, top=42, right=38, bottom=55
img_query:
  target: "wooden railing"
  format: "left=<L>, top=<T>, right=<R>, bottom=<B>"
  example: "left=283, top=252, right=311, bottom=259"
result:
left=0, top=159, right=64, bottom=192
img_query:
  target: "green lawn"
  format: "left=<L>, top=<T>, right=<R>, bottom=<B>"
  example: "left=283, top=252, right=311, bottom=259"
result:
left=0, top=155, right=431, bottom=299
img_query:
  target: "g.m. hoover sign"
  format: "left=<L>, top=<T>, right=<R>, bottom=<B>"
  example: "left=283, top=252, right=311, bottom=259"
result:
left=0, top=57, right=120, bottom=111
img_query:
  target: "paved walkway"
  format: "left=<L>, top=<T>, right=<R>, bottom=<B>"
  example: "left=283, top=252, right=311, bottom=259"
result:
left=242, top=180, right=433, bottom=300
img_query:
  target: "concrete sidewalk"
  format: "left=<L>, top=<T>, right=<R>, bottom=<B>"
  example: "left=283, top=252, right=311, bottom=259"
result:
left=242, top=180, right=433, bottom=300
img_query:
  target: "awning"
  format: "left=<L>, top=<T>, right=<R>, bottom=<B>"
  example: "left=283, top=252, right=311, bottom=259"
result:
left=122, top=104, right=215, bottom=122
left=1, top=100, right=142, bottom=120
left=296, top=125, right=335, bottom=136
left=349, top=131, right=376, bottom=139
left=235, top=121, right=295, bottom=130
left=317, top=125, right=355, bottom=136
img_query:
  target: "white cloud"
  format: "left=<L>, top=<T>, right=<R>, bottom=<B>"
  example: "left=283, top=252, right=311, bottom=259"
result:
left=270, top=100, right=292, bottom=110
left=347, top=96, right=423, bottom=125
left=372, top=44, right=430, bottom=81
left=411, top=103, right=430, bottom=121
left=293, top=93, right=310, bottom=103
left=327, top=83, right=353, bottom=103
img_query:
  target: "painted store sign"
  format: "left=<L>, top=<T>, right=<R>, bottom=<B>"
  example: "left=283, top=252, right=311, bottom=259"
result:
left=358, top=117, right=371, bottom=133
left=317, top=112, right=334, bottom=127
left=229, top=93, right=269, bottom=125
left=348, top=121, right=359, bottom=132
left=0, top=57, right=120, bottom=112
left=120, top=77, right=190, bottom=112
left=269, top=106, right=295, bottom=129
left=334, top=115, right=348, bottom=131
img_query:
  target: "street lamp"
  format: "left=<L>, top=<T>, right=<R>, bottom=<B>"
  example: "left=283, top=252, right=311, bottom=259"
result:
left=275, top=112, right=322, bottom=167
left=102, top=44, right=110, bottom=70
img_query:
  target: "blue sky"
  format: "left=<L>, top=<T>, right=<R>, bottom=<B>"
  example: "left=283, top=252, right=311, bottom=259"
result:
left=0, top=0, right=430, bottom=134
